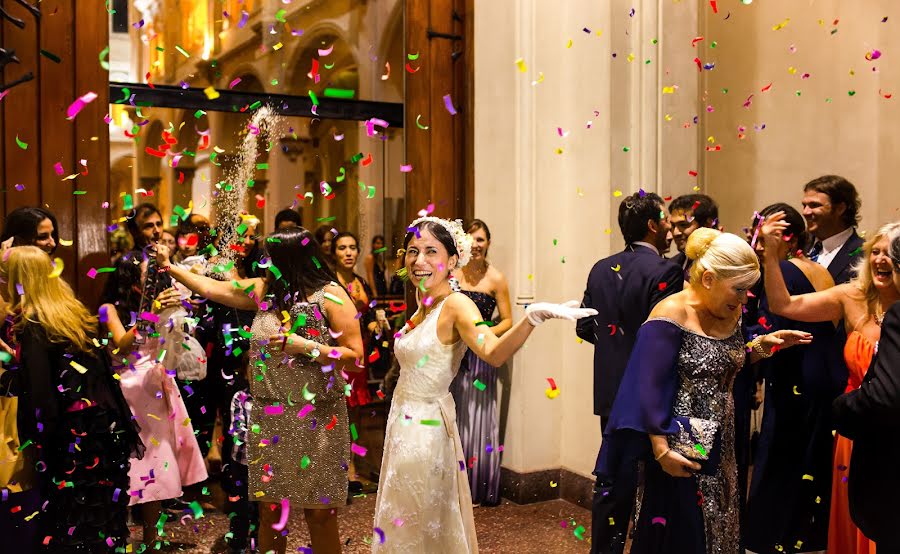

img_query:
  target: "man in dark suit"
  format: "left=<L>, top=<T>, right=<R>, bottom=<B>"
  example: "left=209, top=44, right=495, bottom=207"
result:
left=577, top=192, right=683, bottom=554
left=668, top=193, right=719, bottom=280
left=832, top=230, right=900, bottom=549
left=801, top=175, right=864, bottom=284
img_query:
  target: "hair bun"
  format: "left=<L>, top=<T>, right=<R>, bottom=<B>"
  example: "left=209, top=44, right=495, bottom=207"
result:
left=685, top=227, right=722, bottom=261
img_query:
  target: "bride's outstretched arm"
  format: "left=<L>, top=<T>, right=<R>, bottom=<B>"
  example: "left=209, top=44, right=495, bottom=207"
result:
left=447, top=294, right=596, bottom=367
left=156, top=244, right=264, bottom=311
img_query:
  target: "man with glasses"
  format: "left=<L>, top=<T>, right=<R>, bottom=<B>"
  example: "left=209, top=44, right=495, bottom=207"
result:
left=801, top=175, right=864, bottom=285
left=668, top=194, right=720, bottom=280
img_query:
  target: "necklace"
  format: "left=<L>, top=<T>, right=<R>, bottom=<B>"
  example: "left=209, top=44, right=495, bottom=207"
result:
left=875, top=305, right=885, bottom=327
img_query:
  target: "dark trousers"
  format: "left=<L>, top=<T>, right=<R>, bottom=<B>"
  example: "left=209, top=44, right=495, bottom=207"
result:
left=591, top=418, right=638, bottom=554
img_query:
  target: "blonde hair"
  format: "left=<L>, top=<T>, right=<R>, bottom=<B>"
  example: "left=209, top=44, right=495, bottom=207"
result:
left=687, top=228, right=761, bottom=288
left=851, top=222, right=900, bottom=315
left=1, top=246, right=98, bottom=353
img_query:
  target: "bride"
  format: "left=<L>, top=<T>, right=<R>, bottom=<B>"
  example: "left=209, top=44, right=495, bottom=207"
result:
left=372, top=217, right=596, bottom=552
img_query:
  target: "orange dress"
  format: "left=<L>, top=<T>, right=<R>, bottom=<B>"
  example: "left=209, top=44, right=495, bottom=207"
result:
left=828, top=331, right=877, bottom=554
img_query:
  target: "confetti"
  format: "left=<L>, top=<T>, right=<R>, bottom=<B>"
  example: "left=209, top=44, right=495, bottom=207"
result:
left=271, top=498, right=290, bottom=531
left=66, top=92, right=99, bottom=120
left=15, top=135, right=28, bottom=150
left=443, top=94, right=457, bottom=115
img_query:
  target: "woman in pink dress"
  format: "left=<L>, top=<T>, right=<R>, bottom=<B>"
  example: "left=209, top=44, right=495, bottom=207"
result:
left=99, top=248, right=208, bottom=548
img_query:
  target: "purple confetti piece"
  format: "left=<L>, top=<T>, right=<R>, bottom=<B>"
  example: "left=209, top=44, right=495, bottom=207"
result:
left=238, top=10, right=250, bottom=28
left=442, top=94, right=457, bottom=115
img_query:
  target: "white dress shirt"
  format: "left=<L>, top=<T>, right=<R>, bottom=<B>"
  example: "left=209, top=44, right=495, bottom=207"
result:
left=631, top=241, right=660, bottom=256
left=815, top=227, right=855, bottom=269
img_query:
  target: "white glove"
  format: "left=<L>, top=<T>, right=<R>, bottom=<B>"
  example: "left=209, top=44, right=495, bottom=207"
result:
left=525, top=300, right=598, bottom=326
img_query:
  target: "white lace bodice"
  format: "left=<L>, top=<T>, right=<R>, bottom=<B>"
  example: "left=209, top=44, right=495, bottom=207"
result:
left=393, top=296, right=467, bottom=399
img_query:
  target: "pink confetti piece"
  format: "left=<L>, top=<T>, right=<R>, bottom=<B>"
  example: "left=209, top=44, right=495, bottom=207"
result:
left=351, top=442, right=368, bottom=456
left=54, top=162, right=64, bottom=175
left=140, top=311, right=160, bottom=324
left=264, top=405, right=284, bottom=416
left=651, top=516, right=667, bottom=526
left=66, top=92, right=98, bottom=120
left=400, top=164, right=413, bottom=172
left=86, top=268, right=98, bottom=279
left=230, top=77, right=242, bottom=89
left=442, top=94, right=457, bottom=115
left=297, top=404, right=316, bottom=418
left=318, top=44, right=334, bottom=56
left=271, top=498, right=290, bottom=531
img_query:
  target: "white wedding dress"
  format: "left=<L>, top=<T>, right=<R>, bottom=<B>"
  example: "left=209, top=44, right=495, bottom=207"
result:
left=373, top=295, right=479, bottom=553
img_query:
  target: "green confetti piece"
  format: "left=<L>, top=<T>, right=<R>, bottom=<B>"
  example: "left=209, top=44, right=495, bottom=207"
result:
left=417, top=277, right=427, bottom=292
left=237, top=328, right=253, bottom=339
left=407, top=52, right=420, bottom=60
left=416, top=115, right=430, bottom=129
left=416, top=355, right=429, bottom=368
left=336, top=167, right=346, bottom=182
left=99, top=46, right=110, bottom=70
left=323, top=62, right=335, bottom=69
left=236, top=223, right=248, bottom=236
left=156, top=350, right=167, bottom=363
left=188, top=501, right=204, bottom=519
left=40, top=49, right=61, bottom=63
left=247, top=179, right=255, bottom=188
left=269, top=264, right=282, bottom=280
left=15, top=135, right=28, bottom=150
left=574, top=525, right=586, bottom=540
left=275, top=8, right=287, bottom=22
left=156, top=513, right=169, bottom=536
left=323, top=88, right=355, bottom=99
left=256, top=163, right=269, bottom=170
left=317, top=216, right=337, bottom=223
left=312, top=257, right=322, bottom=269
left=251, top=423, right=261, bottom=434
left=289, top=313, right=308, bottom=333
left=249, top=100, right=262, bottom=110
left=194, top=109, right=206, bottom=118
left=367, top=185, right=377, bottom=199
left=300, top=455, right=311, bottom=469
left=693, top=443, right=707, bottom=457
left=232, top=347, right=243, bottom=358
left=0, top=352, right=11, bottom=364
left=350, top=423, right=358, bottom=441
left=17, top=439, right=33, bottom=452
left=473, top=379, right=486, bottom=391
left=420, top=419, right=442, bottom=426
left=309, top=90, right=319, bottom=105
left=324, top=292, right=344, bottom=305
left=373, top=247, right=387, bottom=254
left=350, top=152, right=364, bottom=164
left=175, top=45, right=191, bottom=58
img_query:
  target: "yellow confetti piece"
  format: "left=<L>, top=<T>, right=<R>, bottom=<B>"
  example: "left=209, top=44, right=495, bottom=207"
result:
left=707, top=135, right=716, bottom=143
left=69, top=360, right=89, bottom=374
left=792, top=385, right=801, bottom=395
left=611, top=264, right=621, bottom=272
left=662, top=86, right=676, bottom=94
left=613, top=190, right=623, bottom=197
left=24, top=511, right=40, bottom=521
left=515, top=57, right=527, bottom=72
left=802, top=474, right=814, bottom=481
left=692, top=185, right=701, bottom=192
left=626, top=53, right=635, bottom=62
left=545, top=388, right=560, bottom=399
left=203, top=86, right=220, bottom=100
left=608, top=517, right=616, bottom=525
left=527, top=274, right=534, bottom=280
left=605, top=228, right=612, bottom=235
left=183, top=418, right=192, bottom=426
left=49, top=257, right=64, bottom=278
left=555, top=148, right=563, bottom=154
left=59, top=238, right=73, bottom=246
left=664, top=114, right=673, bottom=121
left=566, top=39, right=573, bottom=48
left=549, top=481, right=558, bottom=488
left=147, top=413, right=161, bottom=421
left=772, top=18, right=790, bottom=31
left=531, top=72, right=544, bottom=86
left=273, top=42, right=284, bottom=51
left=788, top=66, right=797, bottom=75
left=150, top=437, right=159, bottom=446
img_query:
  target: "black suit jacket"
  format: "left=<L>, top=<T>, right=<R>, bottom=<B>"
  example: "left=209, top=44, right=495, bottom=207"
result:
left=577, top=244, right=684, bottom=419
left=833, top=302, right=900, bottom=547
left=824, top=229, right=864, bottom=285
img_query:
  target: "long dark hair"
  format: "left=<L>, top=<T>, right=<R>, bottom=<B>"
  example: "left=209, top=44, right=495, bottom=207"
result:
left=99, top=249, right=147, bottom=324
left=264, top=227, right=340, bottom=313
left=0, top=206, right=60, bottom=254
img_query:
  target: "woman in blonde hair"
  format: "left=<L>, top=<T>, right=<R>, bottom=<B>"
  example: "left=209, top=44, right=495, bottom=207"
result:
left=0, top=246, right=142, bottom=552
left=596, top=228, right=812, bottom=553
left=759, top=215, right=900, bottom=554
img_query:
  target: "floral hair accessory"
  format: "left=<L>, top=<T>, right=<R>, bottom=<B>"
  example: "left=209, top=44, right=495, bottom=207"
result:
left=408, top=216, right=473, bottom=269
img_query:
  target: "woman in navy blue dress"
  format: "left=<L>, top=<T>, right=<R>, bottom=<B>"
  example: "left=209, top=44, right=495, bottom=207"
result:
left=449, top=220, right=513, bottom=506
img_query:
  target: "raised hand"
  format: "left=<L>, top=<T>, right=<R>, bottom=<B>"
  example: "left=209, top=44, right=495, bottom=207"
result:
left=657, top=449, right=702, bottom=478
left=155, top=242, right=172, bottom=268
left=525, top=300, right=598, bottom=326
left=151, top=287, right=182, bottom=314
left=759, top=211, right=790, bottom=249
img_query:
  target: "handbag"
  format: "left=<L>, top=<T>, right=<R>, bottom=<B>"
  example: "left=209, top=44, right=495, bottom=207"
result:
left=0, top=377, right=35, bottom=491
left=667, top=416, right=722, bottom=476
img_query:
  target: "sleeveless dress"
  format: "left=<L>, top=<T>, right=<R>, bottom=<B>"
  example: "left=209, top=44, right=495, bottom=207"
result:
left=246, top=287, right=351, bottom=507
left=597, top=317, right=746, bottom=554
left=114, top=337, right=208, bottom=504
left=373, top=295, right=477, bottom=553
left=828, top=330, right=877, bottom=554
left=449, top=290, right=501, bottom=505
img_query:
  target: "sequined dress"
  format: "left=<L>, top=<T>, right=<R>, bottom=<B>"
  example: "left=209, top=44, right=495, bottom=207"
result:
left=597, top=317, right=746, bottom=554
left=247, top=287, right=351, bottom=508
left=449, top=290, right=501, bottom=505
left=373, top=295, right=476, bottom=552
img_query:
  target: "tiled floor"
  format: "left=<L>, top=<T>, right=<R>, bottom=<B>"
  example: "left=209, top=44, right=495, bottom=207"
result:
left=137, top=494, right=592, bottom=553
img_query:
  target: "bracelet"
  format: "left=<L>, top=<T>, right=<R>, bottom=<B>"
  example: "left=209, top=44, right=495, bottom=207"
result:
left=654, top=448, right=670, bottom=462
left=750, top=335, right=774, bottom=358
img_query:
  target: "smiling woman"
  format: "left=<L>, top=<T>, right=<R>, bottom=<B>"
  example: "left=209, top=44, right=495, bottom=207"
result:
left=0, top=206, right=60, bottom=255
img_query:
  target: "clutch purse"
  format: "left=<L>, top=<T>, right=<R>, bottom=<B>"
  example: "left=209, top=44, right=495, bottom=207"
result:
left=667, top=416, right=722, bottom=475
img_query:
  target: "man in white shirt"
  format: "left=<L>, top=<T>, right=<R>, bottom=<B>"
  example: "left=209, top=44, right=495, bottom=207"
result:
left=802, top=175, right=864, bottom=285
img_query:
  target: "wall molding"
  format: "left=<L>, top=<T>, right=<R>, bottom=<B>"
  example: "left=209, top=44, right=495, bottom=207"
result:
left=499, top=466, right=594, bottom=509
